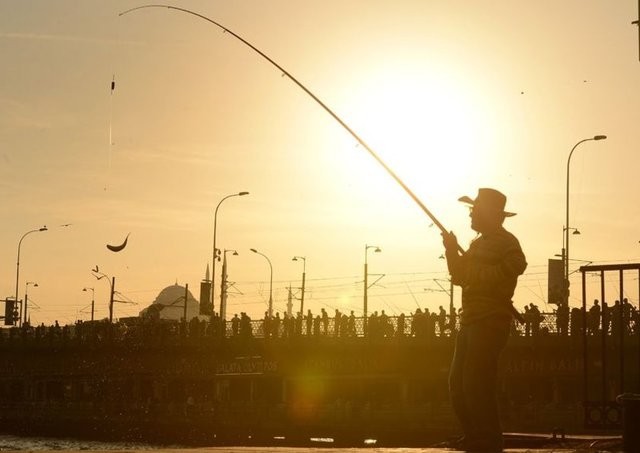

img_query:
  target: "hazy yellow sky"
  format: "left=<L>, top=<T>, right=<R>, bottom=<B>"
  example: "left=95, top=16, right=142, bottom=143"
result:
left=1, top=0, right=639, bottom=325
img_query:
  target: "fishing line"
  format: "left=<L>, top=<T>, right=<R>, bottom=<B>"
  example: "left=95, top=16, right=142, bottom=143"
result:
left=107, top=74, right=115, bottom=191
left=118, top=4, right=454, bottom=244
left=106, top=4, right=124, bottom=193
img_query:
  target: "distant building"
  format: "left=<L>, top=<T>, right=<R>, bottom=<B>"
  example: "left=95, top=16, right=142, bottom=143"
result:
left=200, top=264, right=212, bottom=316
left=139, top=283, right=200, bottom=321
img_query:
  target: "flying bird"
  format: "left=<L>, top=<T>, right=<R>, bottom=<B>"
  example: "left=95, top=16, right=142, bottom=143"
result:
left=107, top=233, right=130, bottom=252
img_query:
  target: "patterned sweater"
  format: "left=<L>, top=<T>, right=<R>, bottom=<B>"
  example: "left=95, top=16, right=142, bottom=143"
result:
left=445, top=226, right=527, bottom=325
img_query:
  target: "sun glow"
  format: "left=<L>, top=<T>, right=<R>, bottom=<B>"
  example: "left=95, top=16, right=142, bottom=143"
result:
left=339, top=66, right=496, bottom=205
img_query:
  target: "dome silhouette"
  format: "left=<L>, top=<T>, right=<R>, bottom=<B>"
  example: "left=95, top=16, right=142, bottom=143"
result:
left=139, top=283, right=199, bottom=321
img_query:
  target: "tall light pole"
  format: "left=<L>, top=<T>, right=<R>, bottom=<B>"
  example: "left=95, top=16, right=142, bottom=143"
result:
left=292, top=256, right=306, bottom=314
left=219, top=249, right=239, bottom=322
left=15, top=226, right=47, bottom=326
left=23, top=281, right=38, bottom=326
left=364, top=244, right=382, bottom=334
left=251, top=248, right=273, bottom=317
left=83, top=287, right=95, bottom=321
left=211, top=191, right=249, bottom=315
left=565, top=135, right=606, bottom=306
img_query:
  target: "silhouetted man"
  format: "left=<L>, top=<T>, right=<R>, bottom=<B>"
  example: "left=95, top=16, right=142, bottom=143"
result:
left=348, top=310, right=356, bottom=337
left=321, top=308, right=328, bottom=335
left=442, top=188, right=527, bottom=452
left=397, top=312, right=406, bottom=337
left=529, top=303, right=542, bottom=336
left=273, top=312, right=281, bottom=338
left=523, top=305, right=532, bottom=336
left=611, top=300, right=622, bottom=337
left=306, top=309, right=313, bottom=336
left=438, top=305, right=447, bottom=337
left=602, top=300, right=610, bottom=335
left=231, top=314, right=240, bottom=336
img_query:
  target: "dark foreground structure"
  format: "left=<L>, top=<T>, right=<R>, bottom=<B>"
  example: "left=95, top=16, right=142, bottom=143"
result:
left=1, top=263, right=639, bottom=448
left=0, top=317, right=636, bottom=446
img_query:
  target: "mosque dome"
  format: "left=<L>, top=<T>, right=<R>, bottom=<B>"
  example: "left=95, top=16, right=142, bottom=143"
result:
left=139, top=283, right=200, bottom=321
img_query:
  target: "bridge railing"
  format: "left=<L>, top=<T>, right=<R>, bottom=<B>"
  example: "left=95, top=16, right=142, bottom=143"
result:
left=2, top=309, right=639, bottom=348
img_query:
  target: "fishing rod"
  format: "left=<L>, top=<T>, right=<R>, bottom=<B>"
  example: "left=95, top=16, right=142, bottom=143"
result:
left=119, top=4, right=453, bottom=240
left=119, top=5, right=526, bottom=323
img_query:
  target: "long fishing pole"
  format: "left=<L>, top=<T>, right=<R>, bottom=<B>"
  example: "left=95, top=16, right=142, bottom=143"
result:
left=119, top=4, right=453, bottom=240
left=120, top=4, right=526, bottom=324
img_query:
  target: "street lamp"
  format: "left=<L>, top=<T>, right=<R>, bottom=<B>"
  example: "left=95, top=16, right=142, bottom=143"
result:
left=15, top=226, right=47, bottom=326
left=251, top=248, right=273, bottom=317
left=23, top=281, right=38, bottom=326
left=565, top=227, right=581, bottom=236
left=219, top=249, right=239, bottom=321
left=364, top=244, right=382, bottom=333
left=83, top=287, right=95, bottom=321
left=565, top=135, right=606, bottom=306
left=292, top=256, right=306, bottom=314
left=211, top=191, right=249, bottom=314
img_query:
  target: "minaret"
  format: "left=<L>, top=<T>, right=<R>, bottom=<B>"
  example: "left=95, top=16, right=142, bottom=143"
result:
left=199, top=263, right=212, bottom=316
left=286, top=284, right=293, bottom=316
left=220, top=253, right=228, bottom=321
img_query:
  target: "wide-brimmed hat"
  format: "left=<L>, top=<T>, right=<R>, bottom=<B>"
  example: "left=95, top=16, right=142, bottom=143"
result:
left=458, top=188, right=516, bottom=217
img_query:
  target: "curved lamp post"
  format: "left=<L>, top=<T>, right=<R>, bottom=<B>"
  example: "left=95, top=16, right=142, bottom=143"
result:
left=211, top=191, right=249, bottom=314
left=292, top=256, right=306, bottom=314
left=23, top=281, right=38, bottom=326
left=251, top=248, right=273, bottom=317
left=565, top=135, right=606, bottom=305
left=15, top=226, right=47, bottom=326
left=219, top=249, right=239, bottom=321
left=364, top=244, right=382, bottom=333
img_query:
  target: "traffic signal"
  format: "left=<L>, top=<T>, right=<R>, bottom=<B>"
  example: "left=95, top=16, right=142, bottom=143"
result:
left=548, top=259, right=564, bottom=305
left=4, top=299, right=15, bottom=326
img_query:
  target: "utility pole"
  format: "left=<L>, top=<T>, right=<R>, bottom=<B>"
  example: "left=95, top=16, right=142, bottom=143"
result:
left=292, top=256, right=307, bottom=315
left=183, top=283, right=189, bottom=322
left=109, top=277, right=115, bottom=323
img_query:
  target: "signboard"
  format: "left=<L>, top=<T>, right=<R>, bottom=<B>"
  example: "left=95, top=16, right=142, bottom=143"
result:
left=548, top=258, right=564, bottom=305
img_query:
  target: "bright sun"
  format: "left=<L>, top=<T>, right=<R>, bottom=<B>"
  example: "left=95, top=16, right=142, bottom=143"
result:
left=337, top=66, right=496, bottom=206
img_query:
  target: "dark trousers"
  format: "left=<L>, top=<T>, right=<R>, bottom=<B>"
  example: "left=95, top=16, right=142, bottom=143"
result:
left=449, top=316, right=510, bottom=450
